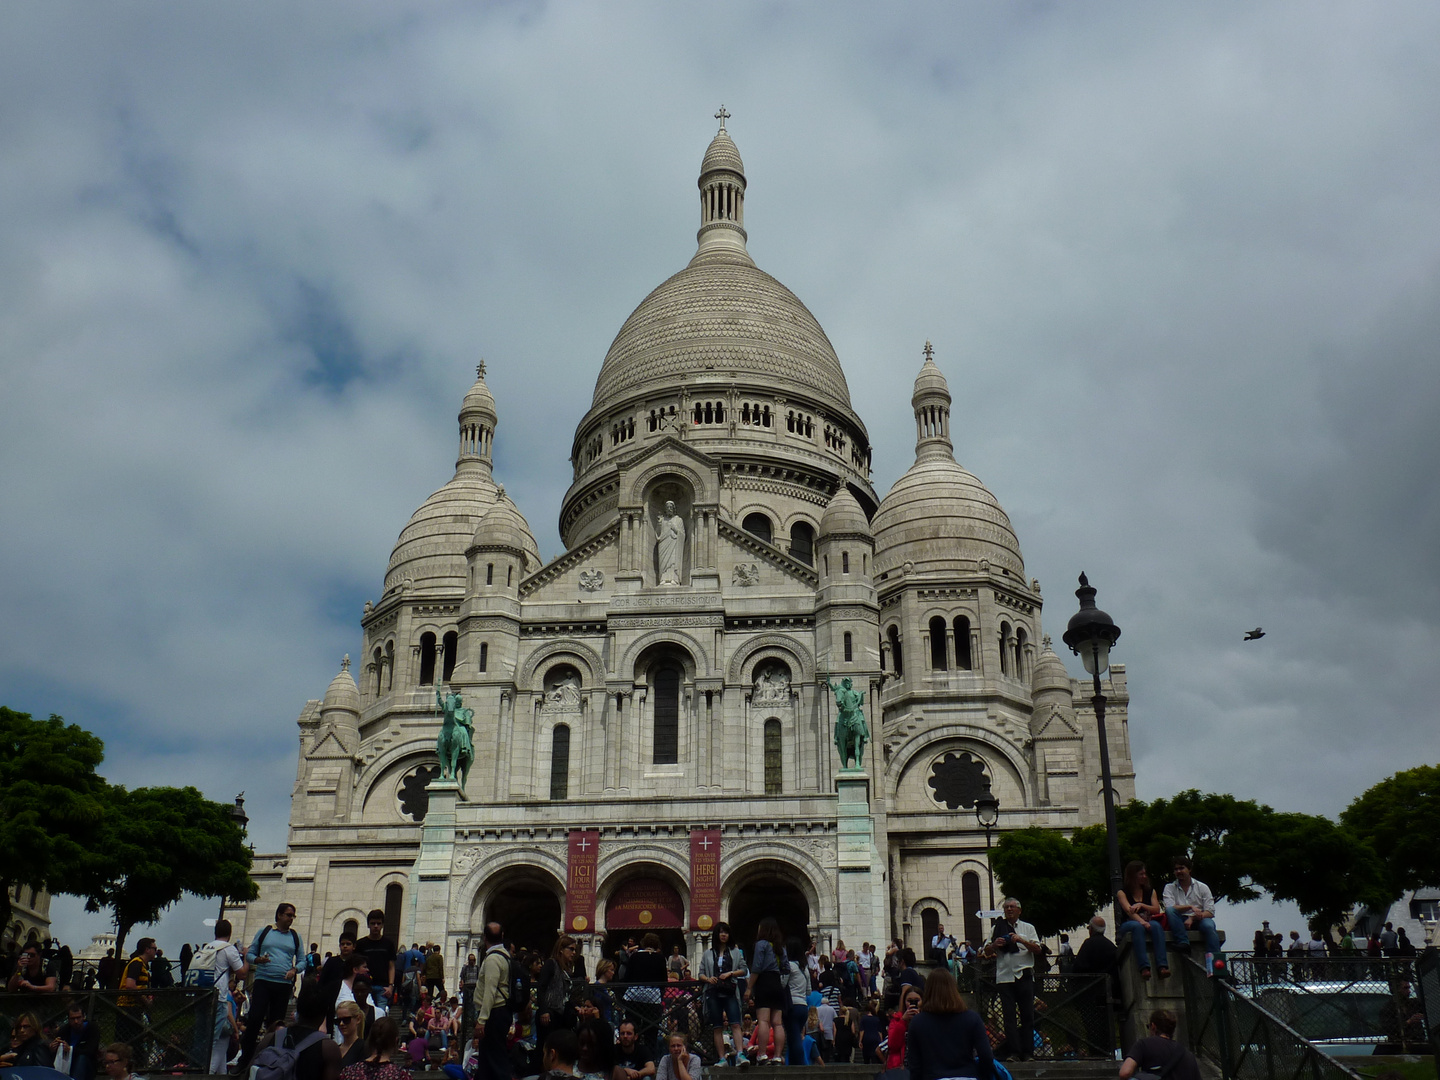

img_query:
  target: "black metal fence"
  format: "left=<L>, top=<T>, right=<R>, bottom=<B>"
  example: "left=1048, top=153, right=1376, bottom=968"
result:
left=970, top=970, right=1117, bottom=1059
left=1177, top=955, right=1363, bottom=1080
left=576, top=980, right=710, bottom=1058
left=1219, top=956, right=1430, bottom=1051
left=0, top=988, right=219, bottom=1074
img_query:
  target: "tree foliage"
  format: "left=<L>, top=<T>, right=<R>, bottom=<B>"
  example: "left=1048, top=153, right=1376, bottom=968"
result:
left=990, top=789, right=1389, bottom=934
left=0, top=707, right=108, bottom=937
left=1340, top=764, right=1440, bottom=902
left=85, top=784, right=258, bottom=959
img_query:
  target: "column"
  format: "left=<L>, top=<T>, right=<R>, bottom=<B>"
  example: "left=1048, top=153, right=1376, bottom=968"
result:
left=408, top=777, right=459, bottom=948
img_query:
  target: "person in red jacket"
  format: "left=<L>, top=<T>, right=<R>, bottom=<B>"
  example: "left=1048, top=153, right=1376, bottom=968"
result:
left=884, top=985, right=922, bottom=1069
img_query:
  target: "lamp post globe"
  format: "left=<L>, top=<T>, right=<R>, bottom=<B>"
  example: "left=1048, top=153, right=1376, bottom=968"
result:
left=1060, top=573, right=1125, bottom=921
left=219, top=793, right=249, bottom=922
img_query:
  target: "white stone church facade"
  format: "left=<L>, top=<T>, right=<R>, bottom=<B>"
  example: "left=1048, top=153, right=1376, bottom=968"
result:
left=235, top=123, right=1135, bottom=971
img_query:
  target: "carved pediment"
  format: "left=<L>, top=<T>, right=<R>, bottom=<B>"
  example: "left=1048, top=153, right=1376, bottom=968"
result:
left=718, top=520, right=819, bottom=589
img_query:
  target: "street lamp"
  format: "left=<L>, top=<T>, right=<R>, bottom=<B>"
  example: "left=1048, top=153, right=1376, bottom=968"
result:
left=218, top=793, right=250, bottom=922
left=1061, top=573, right=1124, bottom=923
left=975, top=792, right=1000, bottom=911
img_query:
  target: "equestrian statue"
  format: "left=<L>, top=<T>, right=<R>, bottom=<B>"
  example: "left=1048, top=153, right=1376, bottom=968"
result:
left=828, top=676, right=870, bottom=768
left=435, top=687, right=475, bottom=789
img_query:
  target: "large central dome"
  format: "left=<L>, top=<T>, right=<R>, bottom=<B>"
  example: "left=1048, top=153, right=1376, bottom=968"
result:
left=587, top=123, right=858, bottom=424
left=590, top=261, right=854, bottom=416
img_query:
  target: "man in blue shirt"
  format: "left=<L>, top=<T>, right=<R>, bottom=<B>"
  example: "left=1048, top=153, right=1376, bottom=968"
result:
left=234, top=902, right=302, bottom=1074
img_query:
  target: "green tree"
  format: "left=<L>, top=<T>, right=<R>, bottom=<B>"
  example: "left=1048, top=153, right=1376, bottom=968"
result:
left=1340, top=764, right=1440, bottom=902
left=85, top=785, right=258, bottom=959
left=988, top=827, right=1109, bottom=936
left=1256, top=812, right=1391, bottom=930
left=0, top=707, right=108, bottom=937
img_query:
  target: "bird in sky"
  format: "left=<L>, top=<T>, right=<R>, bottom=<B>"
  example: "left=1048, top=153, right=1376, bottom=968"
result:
left=1244, top=628, right=1265, bottom=641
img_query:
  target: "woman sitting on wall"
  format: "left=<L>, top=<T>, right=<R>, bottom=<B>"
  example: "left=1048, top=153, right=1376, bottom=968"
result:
left=1117, top=860, right=1169, bottom=979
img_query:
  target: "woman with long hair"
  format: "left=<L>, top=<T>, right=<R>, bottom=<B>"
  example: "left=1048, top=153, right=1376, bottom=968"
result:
left=342, top=1016, right=409, bottom=1080
left=904, top=969, right=992, bottom=1080
left=335, top=1000, right=369, bottom=1068
left=782, top=935, right=811, bottom=1066
left=1117, top=860, right=1168, bottom=979
left=884, top=983, right=922, bottom=1070
left=743, top=916, right=788, bottom=1065
left=537, top=935, right=580, bottom=1053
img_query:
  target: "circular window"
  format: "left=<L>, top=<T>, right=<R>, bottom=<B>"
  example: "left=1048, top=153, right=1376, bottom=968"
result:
left=399, top=764, right=442, bottom=821
left=926, top=751, right=991, bottom=810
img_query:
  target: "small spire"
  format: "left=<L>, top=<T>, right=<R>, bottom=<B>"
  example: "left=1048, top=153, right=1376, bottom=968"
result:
left=341, top=654, right=351, bottom=672
left=923, top=340, right=934, bottom=362
left=715, top=104, right=730, bottom=131
left=476, top=360, right=486, bottom=379
left=1041, top=634, right=1052, bottom=650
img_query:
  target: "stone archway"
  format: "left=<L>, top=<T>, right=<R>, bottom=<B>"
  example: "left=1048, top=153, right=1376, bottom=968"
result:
left=727, top=867, right=810, bottom=956
left=484, top=871, right=563, bottom=956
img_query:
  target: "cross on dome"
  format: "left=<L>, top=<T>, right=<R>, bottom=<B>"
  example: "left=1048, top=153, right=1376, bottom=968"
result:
left=476, top=360, right=486, bottom=378
left=923, top=341, right=934, bottom=361
left=341, top=654, right=350, bottom=671
left=715, top=104, right=730, bottom=131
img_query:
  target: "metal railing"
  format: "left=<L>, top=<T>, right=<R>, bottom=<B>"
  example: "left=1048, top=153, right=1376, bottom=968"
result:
left=1176, top=955, right=1363, bottom=1080
left=970, top=968, right=1117, bottom=1059
left=1219, top=956, right=1429, bottom=1051
left=0, top=987, right=220, bottom=1074
left=574, top=980, right=710, bottom=1058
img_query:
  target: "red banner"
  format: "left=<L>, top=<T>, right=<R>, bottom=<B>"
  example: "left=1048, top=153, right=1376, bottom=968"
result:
left=690, top=829, right=721, bottom=931
left=565, top=830, right=599, bottom=934
left=605, top=877, right=685, bottom=929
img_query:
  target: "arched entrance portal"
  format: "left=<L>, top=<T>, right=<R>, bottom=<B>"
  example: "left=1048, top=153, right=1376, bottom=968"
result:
left=487, top=882, right=562, bottom=955
left=728, top=872, right=810, bottom=955
left=603, top=877, right=687, bottom=959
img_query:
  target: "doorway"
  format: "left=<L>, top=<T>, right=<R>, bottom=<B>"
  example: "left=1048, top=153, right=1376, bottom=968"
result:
left=486, top=881, right=563, bottom=955
left=728, top=873, right=810, bottom=956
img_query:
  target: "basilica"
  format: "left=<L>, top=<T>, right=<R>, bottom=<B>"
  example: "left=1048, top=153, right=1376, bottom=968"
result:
left=236, top=120, right=1135, bottom=970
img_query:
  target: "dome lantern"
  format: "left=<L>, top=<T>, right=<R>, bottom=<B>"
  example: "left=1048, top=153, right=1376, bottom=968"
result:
left=458, top=361, right=497, bottom=477
left=912, top=341, right=953, bottom=463
left=692, top=106, right=752, bottom=267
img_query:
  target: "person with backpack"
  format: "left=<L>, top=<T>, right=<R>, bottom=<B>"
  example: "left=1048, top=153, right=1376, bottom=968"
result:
left=251, top=981, right=341, bottom=1080
left=183, top=918, right=247, bottom=1073
left=473, top=921, right=516, bottom=1080
left=237, top=903, right=304, bottom=1075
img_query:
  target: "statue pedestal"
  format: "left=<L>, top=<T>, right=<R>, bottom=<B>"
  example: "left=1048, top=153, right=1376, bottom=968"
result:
left=836, top=766, right=886, bottom=950
left=408, top=777, right=460, bottom=947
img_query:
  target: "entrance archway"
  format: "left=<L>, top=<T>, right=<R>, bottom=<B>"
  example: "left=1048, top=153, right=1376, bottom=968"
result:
left=728, top=871, right=810, bottom=955
left=603, top=877, right=687, bottom=960
left=486, top=881, right=562, bottom=955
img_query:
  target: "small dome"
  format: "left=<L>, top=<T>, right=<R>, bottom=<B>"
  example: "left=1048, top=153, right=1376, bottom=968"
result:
left=322, top=656, right=361, bottom=713
left=873, top=457, right=1024, bottom=579
left=470, top=496, right=542, bottom=570
left=819, top=487, right=871, bottom=538
left=700, top=128, right=744, bottom=178
left=385, top=473, right=500, bottom=595
left=1032, top=636, right=1073, bottom=698
left=461, top=363, right=496, bottom=418
left=912, top=348, right=951, bottom=406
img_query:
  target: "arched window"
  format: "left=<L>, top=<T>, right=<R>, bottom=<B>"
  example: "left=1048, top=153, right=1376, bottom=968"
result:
left=384, top=641, right=394, bottom=690
left=486, top=563, right=494, bottom=586
left=878, top=635, right=886, bottom=671
left=742, top=513, right=772, bottom=544
left=842, top=551, right=850, bottom=574
left=372, top=647, right=383, bottom=696
left=954, top=616, right=972, bottom=670
left=653, top=663, right=681, bottom=765
left=478, top=642, right=489, bottom=673
left=384, top=882, right=403, bottom=943
left=999, top=622, right=1011, bottom=677
left=843, top=632, right=853, bottom=663
left=929, top=616, right=948, bottom=671
left=962, top=872, right=982, bottom=946
left=419, top=632, right=437, bottom=685
left=921, top=907, right=940, bottom=954
left=888, top=626, right=904, bottom=676
left=1015, top=627, right=1029, bottom=681
left=763, top=719, right=782, bottom=795
left=550, top=725, right=571, bottom=800
left=788, top=521, right=815, bottom=566
left=441, top=631, right=458, bottom=683
left=342, top=918, right=359, bottom=940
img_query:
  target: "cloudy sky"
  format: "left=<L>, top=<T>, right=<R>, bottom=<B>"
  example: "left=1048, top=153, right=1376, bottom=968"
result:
left=3, top=2, right=1437, bottom=949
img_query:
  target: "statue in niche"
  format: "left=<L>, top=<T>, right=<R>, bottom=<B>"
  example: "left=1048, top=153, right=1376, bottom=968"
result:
left=752, top=663, right=791, bottom=705
left=546, top=671, right=582, bottom=709
left=654, top=499, right=687, bottom=585
left=828, top=676, right=870, bottom=769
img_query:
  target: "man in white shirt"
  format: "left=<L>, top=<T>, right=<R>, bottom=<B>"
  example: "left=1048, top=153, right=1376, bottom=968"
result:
left=200, top=919, right=247, bottom=1075
left=983, top=897, right=1042, bottom=1061
left=929, top=925, right=955, bottom=965
left=1162, top=858, right=1223, bottom=974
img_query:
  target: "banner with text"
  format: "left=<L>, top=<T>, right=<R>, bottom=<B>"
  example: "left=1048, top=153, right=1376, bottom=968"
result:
left=566, top=829, right=600, bottom=934
left=690, top=828, right=722, bottom=931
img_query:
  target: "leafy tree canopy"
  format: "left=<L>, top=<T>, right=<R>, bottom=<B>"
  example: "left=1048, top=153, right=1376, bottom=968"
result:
left=85, top=784, right=258, bottom=959
left=988, top=828, right=1108, bottom=937
left=1340, top=764, right=1440, bottom=901
left=0, top=707, right=108, bottom=936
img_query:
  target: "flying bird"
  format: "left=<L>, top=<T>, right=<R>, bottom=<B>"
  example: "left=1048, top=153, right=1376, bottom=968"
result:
left=1244, top=628, right=1265, bottom=641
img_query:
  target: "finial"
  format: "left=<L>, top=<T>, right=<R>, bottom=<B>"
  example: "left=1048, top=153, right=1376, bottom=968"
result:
left=495, top=483, right=506, bottom=500
left=341, top=654, right=351, bottom=672
left=1042, top=634, right=1052, bottom=650
left=715, top=104, right=730, bottom=131
left=476, top=359, right=486, bottom=379
left=1078, top=571, right=1089, bottom=588
left=923, top=340, right=934, bottom=362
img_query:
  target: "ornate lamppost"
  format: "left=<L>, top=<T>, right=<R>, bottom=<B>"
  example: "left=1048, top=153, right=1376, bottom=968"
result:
left=975, top=792, right=1000, bottom=912
left=1061, top=574, right=1124, bottom=920
left=217, top=793, right=249, bottom=922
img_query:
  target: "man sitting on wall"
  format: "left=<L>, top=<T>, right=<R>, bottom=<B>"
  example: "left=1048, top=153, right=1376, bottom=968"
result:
left=1162, top=858, right=1223, bottom=976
